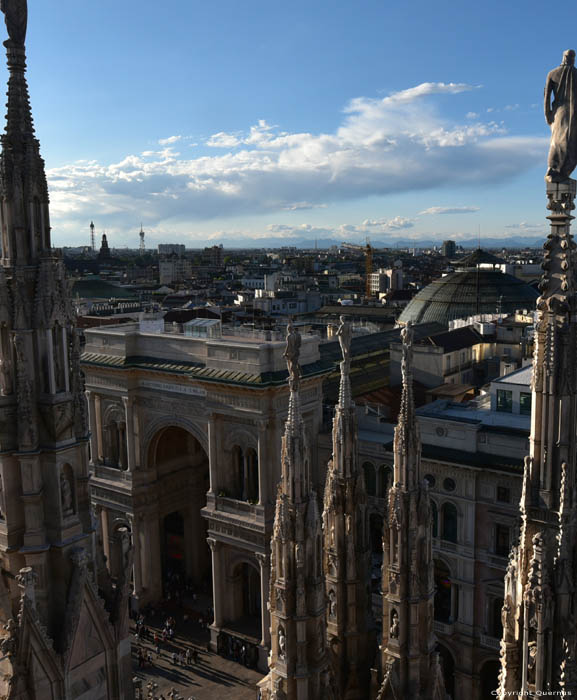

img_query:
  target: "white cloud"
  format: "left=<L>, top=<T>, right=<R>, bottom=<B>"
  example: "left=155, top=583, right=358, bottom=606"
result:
left=419, top=206, right=480, bottom=215
left=46, top=82, right=547, bottom=244
left=466, top=112, right=479, bottom=119
left=362, top=216, right=414, bottom=230
left=504, top=222, right=545, bottom=231
left=158, top=135, right=182, bottom=146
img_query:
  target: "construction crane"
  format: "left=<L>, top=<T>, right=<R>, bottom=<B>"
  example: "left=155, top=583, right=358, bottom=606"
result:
left=341, top=241, right=374, bottom=297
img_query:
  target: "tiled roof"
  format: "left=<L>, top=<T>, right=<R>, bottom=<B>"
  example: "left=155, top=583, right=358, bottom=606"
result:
left=420, top=443, right=524, bottom=474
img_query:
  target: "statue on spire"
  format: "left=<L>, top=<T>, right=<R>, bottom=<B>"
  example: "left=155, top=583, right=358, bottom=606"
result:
left=1, top=0, right=27, bottom=46
left=283, top=319, right=301, bottom=385
left=336, top=315, right=352, bottom=366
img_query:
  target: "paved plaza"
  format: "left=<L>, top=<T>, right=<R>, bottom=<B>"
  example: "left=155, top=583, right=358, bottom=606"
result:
left=131, top=604, right=263, bottom=699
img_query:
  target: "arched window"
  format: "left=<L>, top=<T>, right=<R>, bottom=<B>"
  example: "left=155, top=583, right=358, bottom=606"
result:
left=232, top=445, right=244, bottom=499
left=441, top=502, right=458, bottom=543
left=104, top=419, right=120, bottom=467
left=431, top=500, right=438, bottom=538
left=363, top=462, right=376, bottom=496
left=245, top=448, right=259, bottom=502
left=436, top=644, right=455, bottom=699
left=379, top=466, right=392, bottom=498
left=492, top=597, right=504, bottom=638
left=434, top=560, right=452, bottom=623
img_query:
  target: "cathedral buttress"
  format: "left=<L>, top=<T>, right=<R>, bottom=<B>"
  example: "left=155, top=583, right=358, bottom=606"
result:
left=498, top=180, right=577, bottom=697
left=322, top=317, right=373, bottom=699
left=259, top=322, right=335, bottom=700
left=378, top=322, right=446, bottom=700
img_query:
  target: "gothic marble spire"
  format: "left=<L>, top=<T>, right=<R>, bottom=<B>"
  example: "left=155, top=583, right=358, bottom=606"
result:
left=260, top=322, right=334, bottom=700
left=0, top=3, right=132, bottom=696
left=498, top=179, right=577, bottom=697
left=378, top=321, right=446, bottom=700
left=322, top=316, right=372, bottom=699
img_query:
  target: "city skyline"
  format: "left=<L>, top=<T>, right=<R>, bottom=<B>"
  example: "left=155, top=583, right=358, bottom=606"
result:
left=16, top=0, right=572, bottom=248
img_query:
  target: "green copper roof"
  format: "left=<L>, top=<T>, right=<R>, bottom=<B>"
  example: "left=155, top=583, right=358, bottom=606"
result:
left=398, top=269, right=539, bottom=327
left=81, top=352, right=332, bottom=388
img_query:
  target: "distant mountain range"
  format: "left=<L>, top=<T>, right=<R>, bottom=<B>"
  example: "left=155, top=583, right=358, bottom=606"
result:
left=220, top=235, right=545, bottom=250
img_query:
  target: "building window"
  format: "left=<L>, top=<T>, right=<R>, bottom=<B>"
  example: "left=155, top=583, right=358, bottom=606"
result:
left=379, top=466, right=392, bottom=498
left=520, top=392, right=532, bottom=416
left=443, top=477, right=456, bottom=492
left=441, top=503, right=458, bottom=544
left=363, top=462, right=376, bottom=496
left=434, top=560, right=452, bottom=623
left=491, top=597, right=504, bottom=638
left=496, top=389, right=513, bottom=413
left=495, top=524, right=510, bottom=557
left=496, top=486, right=511, bottom=503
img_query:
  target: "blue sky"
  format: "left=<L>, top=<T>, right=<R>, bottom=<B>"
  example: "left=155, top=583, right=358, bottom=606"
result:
left=9, top=0, right=574, bottom=247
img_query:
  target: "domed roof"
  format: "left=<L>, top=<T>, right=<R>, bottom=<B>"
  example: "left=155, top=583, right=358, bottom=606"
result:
left=398, top=269, right=539, bottom=327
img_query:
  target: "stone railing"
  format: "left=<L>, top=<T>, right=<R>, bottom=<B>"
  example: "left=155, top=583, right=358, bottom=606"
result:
left=214, top=496, right=264, bottom=522
left=434, top=620, right=454, bottom=636
left=92, top=464, right=131, bottom=482
left=480, top=634, right=501, bottom=651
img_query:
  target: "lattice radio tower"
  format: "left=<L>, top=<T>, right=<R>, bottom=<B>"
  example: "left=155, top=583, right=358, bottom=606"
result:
left=90, top=221, right=95, bottom=251
left=139, top=224, right=145, bottom=255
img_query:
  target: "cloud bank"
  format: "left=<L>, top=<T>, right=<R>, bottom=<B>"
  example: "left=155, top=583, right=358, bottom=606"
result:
left=46, top=82, right=547, bottom=243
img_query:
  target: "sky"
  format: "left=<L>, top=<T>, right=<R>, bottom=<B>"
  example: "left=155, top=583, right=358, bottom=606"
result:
left=8, top=0, right=576, bottom=248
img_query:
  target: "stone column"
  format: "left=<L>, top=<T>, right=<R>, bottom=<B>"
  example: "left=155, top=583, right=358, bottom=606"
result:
left=208, top=537, right=223, bottom=651
left=122, top=396, right=136, bottom=472
left=207, top=415, right=217, bottom=494
left=256, top=552, right=271, bottom=647
left=62, top=326, right=70, bottom=392
left=257, top=420, right=268, bottom=505
left=94, top=393, right=104, bottom=463
left=128, top=514, right=142, bottom=603
left=86, top=391, right=97, bottom=465
left=45, top=329, right=56, bottom=394
left=100, top=507, right=111, bottom=572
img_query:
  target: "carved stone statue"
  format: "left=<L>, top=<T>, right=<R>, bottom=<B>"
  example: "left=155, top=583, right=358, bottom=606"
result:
left=278, top=627, right=286, bottom=659
left=328, top=589, right=336, bottom=618
left=545, top=50, right=577, bottom=182
left=60, top=471, right=73, bottom=515
left=0, top=0, right=27, bottom=46
left=336, top=316, right=352, bottom=364
left=283, top=320, right=301, bottom=383
left=390, top=609, right=399, bottom=639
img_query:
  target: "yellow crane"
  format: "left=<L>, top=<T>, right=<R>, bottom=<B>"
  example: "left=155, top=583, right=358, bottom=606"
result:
left=341, top=241, right=374, bottom=297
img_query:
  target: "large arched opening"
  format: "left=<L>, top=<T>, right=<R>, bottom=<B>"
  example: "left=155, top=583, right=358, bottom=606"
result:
left=226, top=561, right=262, bottom=641
left=146, top=425, right=211, bottom=601
left=480, top=659, right=500, bottom=699
left=437, top=644, right=455, bottom=698
left=434, top=559, right=453, bottom=623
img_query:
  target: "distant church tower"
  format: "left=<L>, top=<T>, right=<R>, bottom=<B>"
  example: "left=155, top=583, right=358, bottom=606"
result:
left=98, top=232, right=111, bottom=261
left=378, top=322, right=446, bottom=700
left=0, top=3, right=132, bottom=697
left=497, top=180, right=577, bottom=695
left=259, top=323, right=335, bottom=700
left=322, top=317, right=373, bottom=699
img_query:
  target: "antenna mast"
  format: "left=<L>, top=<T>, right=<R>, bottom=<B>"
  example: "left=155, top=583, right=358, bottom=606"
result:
left=139, top=223, right=145, bottom=255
